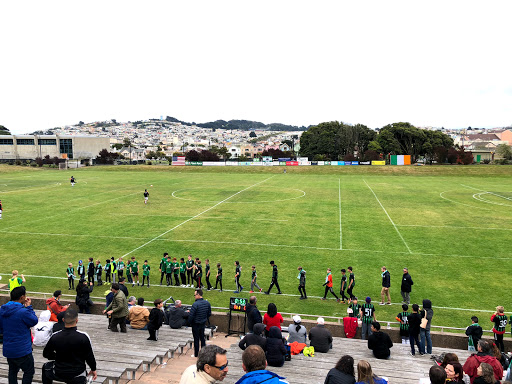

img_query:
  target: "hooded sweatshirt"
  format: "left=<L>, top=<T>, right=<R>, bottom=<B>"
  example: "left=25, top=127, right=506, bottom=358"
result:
left=128, top=306, right=150, bottom=329
left=239, top=323, right=267, bottom=351
left=420, top=299, right=433, bottom=331
left=0, top=301, right=38, bottom=358
left=33, top=310, right=54, bottom=347
left=46, top=297, right=67, bottom=322
left=235, top=370, right=288, bottom=384
left=266, top=326, right=286, bottom=367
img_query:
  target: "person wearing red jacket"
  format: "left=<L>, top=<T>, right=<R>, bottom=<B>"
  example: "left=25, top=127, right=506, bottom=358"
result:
left=46, top=291, right=70, bottom=322
left=462, top=339, right=503, bottom=384
left=321, top=268, right=340, bottom=302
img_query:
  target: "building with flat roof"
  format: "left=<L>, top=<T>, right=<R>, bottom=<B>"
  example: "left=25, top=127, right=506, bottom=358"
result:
left=0, top=135, right=110, bottom=160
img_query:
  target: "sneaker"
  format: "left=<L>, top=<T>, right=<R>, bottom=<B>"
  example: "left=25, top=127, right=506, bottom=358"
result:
left=386, top=302, right=391, bottom=305
left=240, top=286, right=244, bottom=291
left=379, top=302, right=385, bottom=305
left=264, top=291, right=269, bottom=295
left=299, top=296, right=305, bottom=300
left=277, top=292, right=283, bottom=295
left=259, top=288, right=262, bottom=292
left=340, top=301, right=346, bottom=304
left=137, top=283, right=140, bottom=286
left=233, top=290, right=239, bottom=294
left=336, top=298, right=340, bottom=302
left=409, top=352, right=415, bottom=356
left=249, top=290, right=254, bottom=293
left=321, top=298, right=326, bottom=300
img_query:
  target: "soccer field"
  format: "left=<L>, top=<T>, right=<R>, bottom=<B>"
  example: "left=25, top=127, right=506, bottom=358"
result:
left=1, top=165, right=511, bottom=330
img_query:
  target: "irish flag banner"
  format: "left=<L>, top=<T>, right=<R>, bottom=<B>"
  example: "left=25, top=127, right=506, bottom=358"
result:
left=390, top=155, right=411, bottom=165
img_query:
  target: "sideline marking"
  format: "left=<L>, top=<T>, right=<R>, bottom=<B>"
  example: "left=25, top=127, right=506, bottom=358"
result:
left=2, top=230, right=511, bottom=260
left=119, top=176, right=276, bottom=259
left=338, top=178, right=342, bottom=250
left=0, top=272, right=497, bottom=314
left=397, top=224, right=512, bottom=231
left=363, top=179, right=412, bottom=254
left=0, top=182, right=62, bottom=194
left=114, top=213, right=289, bottom=222
left=439, top=190, right=491, bottom=211
left=462, top=184, right=512, bottom=204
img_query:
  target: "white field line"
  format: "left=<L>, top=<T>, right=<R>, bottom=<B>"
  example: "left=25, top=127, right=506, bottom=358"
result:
left=397, top=224, right=512, bottom=231
left=2, top=230, right=512, bottom=260
left=462, top=183, right=512, bottom=201
left=363, top=179, right=412, bottom=254
left=114, top=214, right=289, bottom=222
left=0, top=182, right=62, bottom=194
left=0, top=272, right=498, bottom=314
left=119, top=176, right=276, bottom=259
left=338, top=178, right=342, bottom=250
left=439, top=191, right=491, bottom=211
left=0, top=190, right=141, bottom=232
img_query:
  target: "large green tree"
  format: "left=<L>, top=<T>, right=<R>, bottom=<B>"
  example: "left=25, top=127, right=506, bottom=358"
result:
left=496, top=143, right=512, bottom=160
left=300, top=121, right=376, bottom=160
left=0, top=125, right=11, bottom=135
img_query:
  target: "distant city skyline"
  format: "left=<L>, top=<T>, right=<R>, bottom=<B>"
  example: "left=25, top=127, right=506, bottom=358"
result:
left=1, top=1, right=511, bottom=135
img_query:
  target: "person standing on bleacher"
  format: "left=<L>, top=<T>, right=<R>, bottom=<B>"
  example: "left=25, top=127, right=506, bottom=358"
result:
left=103, top=283, right=129, bottom=333
left=188, top=289, right=212, bottom=357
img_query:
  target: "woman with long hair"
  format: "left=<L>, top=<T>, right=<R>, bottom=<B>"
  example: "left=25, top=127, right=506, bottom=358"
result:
left=444, top=361, right=464, bottom=383
left=474, top=363, right=500, bottom=384
left=324, top=355, right=355, bottom=384
left=263, top=303, right=283, bottom=337
left=355, top=360, right=387, bottom=384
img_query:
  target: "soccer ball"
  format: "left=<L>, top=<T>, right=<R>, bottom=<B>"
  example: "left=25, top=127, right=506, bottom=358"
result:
left=150, top=185, right=153, bottom=187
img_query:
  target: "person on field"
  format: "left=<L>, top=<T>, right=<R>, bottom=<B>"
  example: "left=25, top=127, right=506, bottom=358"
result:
left=110, top=257, right=117, bottom=283
left=339, top=268, right=348, bottom=303
left=159, top=252, right=168, bottom=286
left=70, top=176, right=76, bottom=187
left=466, top=316, right=483, bottom=352
left=347, top=267, right=356, bottom=302
left=77, top=260, right=85, bottom=281
left=400, top=267, right=413, bottom=305
left=0, top=199, right=3, bottom=219
left=491, top=306, right=507, bottom=352
left=250, top=265, right=262, bottom=293
left=94, top=260, right=102, bottom=286
left=264, top=261, right=282, bottom=295
left=87, top=257, right=95, bottom=285
left=46, top=291, right=70, bottom=323
left=66, top=263, right=75, bottom=290
left=104, top=259, right=112, bottom=284
left=380, top=266, right=391, bottom=305
left=9, top=270, right=26, bottom=292
left=130, top=256, right=140, bottom=286
left=298, top=266, right=307, bottom=299
left=144, top=188, right=149, bottom=204
left=172, top=257, right=180, bottom=287
left=214, top=262, right=223, bottom=292
left=142, top=260, right=151, bottom=288
left=186, top=254, right=194, bottom=287
left=322, top=268, right=340, bottom=301
left=205, top=259, right=212, bottom=291
left=234, top=261, right=243, bottom=293
left=0, top=286, right=38, bottom=384
left=179, top=257, right=187, bottom=286
left=117, top=257, right=125, bottom=281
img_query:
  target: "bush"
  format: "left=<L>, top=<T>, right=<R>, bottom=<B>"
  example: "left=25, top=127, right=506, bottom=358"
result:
left=482, top=159, right=491, bottom=164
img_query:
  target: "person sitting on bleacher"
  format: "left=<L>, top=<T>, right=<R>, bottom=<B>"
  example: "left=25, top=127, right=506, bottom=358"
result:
left=463, top=340, right=503, bottom=384
left=287, top=315, right=307, bottom=344
left=236, top=345, right=287, bottom=384
left=239, top=323, right=267, bottom=351
left=355, top=360, right=388, bottom=384
left=168, top=300, right=189, bottom=329
left=324, top=355, right=355, bottom=384
left=367, top=321, right=393, bottom=359
left=265, top=326, right=287, bottom=368
left=419, top=365, right=446, bottom=384
left=179, top=344, right=228, bottom=384
left=33, top=310, right=54, bottom=347
left=46, top=290, right=70, bottom=322
left=309, top=317, right=332, bottom=353
left=128, top=297, right=150, bottom=330
left=53, top=312, right=66, bottom=333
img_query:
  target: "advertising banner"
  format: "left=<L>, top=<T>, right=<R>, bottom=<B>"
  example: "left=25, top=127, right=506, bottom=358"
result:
left=263, top=162, right=274, bottom=166
left=359, top=161, right=371, bottom=165
left=311, top=161, right=318, bottom=165
left=318, top=161, right=324, bottom=166
left=278, top=158, right=291, bottom=162
left=286, top=161, right=299, bottom=166
left=372, top=161, right=386, bottom=165
left=298, top=157, right=309, bottom=162
left=330, top=161, right=340, bottom=166
left=351, top=161, right=359, bottom=165
left=226, top=161, right=239, bottom=166
left=299, top=161, right=311, bottom=166
left=279, top=161, right=286, bottom=166
left=273, top=161, right=280, bottom=166
left=263, top=156, right=273, bottom=162
left=324, top=161, right=331, bottom=165
left=251, top=162, right=263, bottom=166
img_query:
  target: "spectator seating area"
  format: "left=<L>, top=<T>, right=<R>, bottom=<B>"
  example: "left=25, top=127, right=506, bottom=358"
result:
left=225, top=335, right=473, bottom=384
left=0, top=312, right=214, bottom=384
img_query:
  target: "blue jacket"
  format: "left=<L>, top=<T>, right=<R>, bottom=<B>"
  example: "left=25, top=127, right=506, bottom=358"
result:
left=235, top=370, right=288, bottom=384
left=188, top=298, right=211, bottom=325
left=0, top=301, right=38, bottom=358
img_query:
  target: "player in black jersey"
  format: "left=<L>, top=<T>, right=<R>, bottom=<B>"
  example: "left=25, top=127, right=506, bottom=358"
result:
left=144, top=189, right=149, bottom=204
left=264, top=261, right=282, bottom=295
left=215, top=263, right=223, bottom=291
left=70, top=176, right=76, bottom=187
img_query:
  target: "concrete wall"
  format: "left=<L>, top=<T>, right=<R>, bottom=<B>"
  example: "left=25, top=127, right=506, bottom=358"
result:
left=2, top=294, right=510, bottom=352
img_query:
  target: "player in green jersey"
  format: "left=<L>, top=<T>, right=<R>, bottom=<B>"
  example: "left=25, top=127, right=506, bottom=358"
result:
left=126, top=259, right=132, bottom=284
left=142, top=260, right=151, bottom=287
left=491, top=305, right=507, bottom=352
left=347, top=266, right=356, bottom=302
left=104, top=259, right=112, bottom=283
left=117, top=257, right=125, bottom=281
left=159, top=252, right=169, bottom=285
left=130, top=256, right=140, bottom=287
left=172, top=257, right=180, bottom=287
left=186, top=255, right=194, bottom=287
left=95, top=260, right=103, bottom=286
left=360, top=297, right=376, bottom=340
left=66, top=263, right=75, bottom=290
left=396, top=304, right=410, bottom=345
left=250, top=265, right=262, bottom=293
left=179, top=258, right=186, bottom=286
left=165, top=256, right=173, bottom=286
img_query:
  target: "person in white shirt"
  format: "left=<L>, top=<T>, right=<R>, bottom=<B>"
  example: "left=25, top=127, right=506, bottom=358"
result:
left=33, top=310, right=53, bottom=347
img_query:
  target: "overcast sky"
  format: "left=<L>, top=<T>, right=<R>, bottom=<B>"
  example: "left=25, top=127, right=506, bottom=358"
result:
left=1, top=1, right=511, bottom=134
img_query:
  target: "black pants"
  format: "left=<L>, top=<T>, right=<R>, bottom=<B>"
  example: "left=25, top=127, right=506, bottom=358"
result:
left=78, top=304, right=90, bottom=314
left=68, top=277, right=75, bottom=289
left=347, top=286, right=355, bottom=299
left=215, top=277, right=222, bottom=290
left=127, top=273, right=132, bottom=283
left=110, top=317, right=127, bottom=333
left=298, top=284, right=306, bottom=298
left=323, top=286, right=339, bottom=299
left=180, top=273, right=186, bottom=285
left=340, top=289, right=348, bottom=301
left=206, top=276, right=212, bottom=289
left=187, top=270, right=193, bottom=284
left=148, top=326, right=159, bottom=341
left=409, top=332, right=422, bottom=355
left=117, top=270, right=123, bottom=280
left=105, top=273, right=111, bottom=283
left=268, top=278, right=281, bottom=293
left=495, top=333, right=505, bottom=352
left=160, top=271, right=166, bottom=285
left=191, top=323, right=206, bottom=357
left=142, top=276, right=150, bottom=286
left=174, top=274, right=180, bottom=286
left=42, top=361, right=86, bottom=384
left=87, top=274, right=94, bottom=284
left=96, top=273, right=102, bottom=285
left=166, top=273, right=172, bottom=286
left=8, top=353, right=34, bottom=384
left=235, top=276, right=242, bottom=291
left=196, top=276, right=202, bottom=289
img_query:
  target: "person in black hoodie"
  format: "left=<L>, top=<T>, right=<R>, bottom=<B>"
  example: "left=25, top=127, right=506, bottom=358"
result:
left=147, top=299, right=164, bottom=341
left=407, top=303, right=423, bottom=356
left=420, top=299, right=434, bottom=354
left=42, top=308, right=97, bottom=384
left=239, top=323, right=267, bottom=351
left=246, top=296, right=262, bottom=333
left=75, top=281, right=94, bottom=314
left=367, top=321, right=393, bottom=359
left=400, top=267, right=413, bottom=305
left=265, top=326, right=286, bottom=367
left=466, top=316, right=483, bottom=352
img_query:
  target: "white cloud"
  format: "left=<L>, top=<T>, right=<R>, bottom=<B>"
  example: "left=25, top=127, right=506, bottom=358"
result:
left=1, top=0, right=511, bottom=133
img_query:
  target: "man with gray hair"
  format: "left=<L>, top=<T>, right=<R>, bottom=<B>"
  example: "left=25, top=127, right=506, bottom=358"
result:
left=308, top=317, right=332, bottom=353
left=168, top=300, right=189, bottom=329
left=179, top=345, right=228, bottom=384
left=400, top=267, right=413, bottom=305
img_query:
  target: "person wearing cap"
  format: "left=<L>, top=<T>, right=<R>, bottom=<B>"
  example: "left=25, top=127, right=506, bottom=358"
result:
left=400, top=267, right=413, bottom=305
left=239, top=323, right=267, bottom=351
left=367, top=321, right=393, bottom=359
left=46, top=291, right=70, bottom=323
left=147, top=298, right=164, bottom=340
left=287, top=315, right=307, bottom=344
left=360, top=297, right=376, bottom=340
left=309, top=317, right=332, bottom=353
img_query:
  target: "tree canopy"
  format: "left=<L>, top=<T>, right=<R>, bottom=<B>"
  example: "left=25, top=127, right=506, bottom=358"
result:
left=0, top=125, right=11, bottom=135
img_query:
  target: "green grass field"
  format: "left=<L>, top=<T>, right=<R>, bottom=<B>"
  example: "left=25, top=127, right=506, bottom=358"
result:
left=1, top=164, right=511, bottom=331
